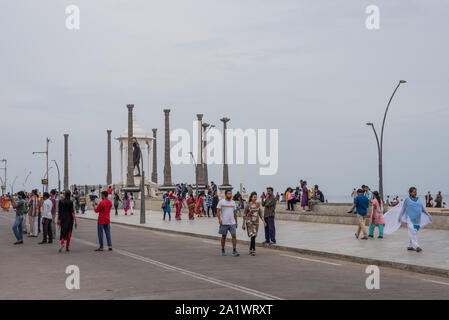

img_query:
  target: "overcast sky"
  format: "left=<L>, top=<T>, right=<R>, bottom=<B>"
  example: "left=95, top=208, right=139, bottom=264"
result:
left=1, top=1, right=448, bottom=200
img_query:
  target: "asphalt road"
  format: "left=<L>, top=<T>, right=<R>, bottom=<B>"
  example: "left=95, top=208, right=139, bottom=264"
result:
left=1, top=211, right=448, bottom=300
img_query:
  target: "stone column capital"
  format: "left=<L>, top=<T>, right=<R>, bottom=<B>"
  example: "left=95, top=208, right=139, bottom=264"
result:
left=163, top=109, right=171, bottom=114
left=127, top=104, right=134, bottom=110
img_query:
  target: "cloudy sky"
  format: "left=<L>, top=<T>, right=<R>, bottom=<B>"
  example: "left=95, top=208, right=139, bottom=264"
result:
left=1, top=1, right=448, bottom=200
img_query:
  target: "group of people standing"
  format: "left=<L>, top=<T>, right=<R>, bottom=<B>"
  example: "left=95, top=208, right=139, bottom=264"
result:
left=161, top=181, right=221, bottom=221
left=349, top=184, right=432, bottom=252
left=281, top=180, right=325, bottom=212
left=424, top=191, right=445, bottom=208
left=10, top=188, right=114, bottom=253
left=113, top=192, right=134, bottom=216
left=217, top=187, right=277, bottom=256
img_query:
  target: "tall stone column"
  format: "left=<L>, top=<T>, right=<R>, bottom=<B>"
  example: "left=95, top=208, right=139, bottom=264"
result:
left=220, top=118, right=231, bottom=188
left=151, top=128, right=158, bottom=183
left=196, top=114, right=203, bottom=165
left=119, top=140, right=123, bottom=185
left=196, top=114, right=206, bottom=187
left=106, top=130, right=112, bottom=185
left=146, top=141, right=150, bottom=181
left=63, top=134, right=69, bottom=191
left=163, top=109, right=172, bottom=186
left=202, top=122, right=210, bottom=185
left=126, top=104, right=135, bottom=187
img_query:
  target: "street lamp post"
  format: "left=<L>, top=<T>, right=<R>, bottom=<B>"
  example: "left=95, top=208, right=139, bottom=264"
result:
left=42, top=167, right=53, bottom=194
left=366, top=80, right=406, bottom=209
left=23, top=170, right=32, bottom=192
left=9, top=176, right=18, bottom=194
left=52, top=160, right=61, bottom=193
left=1, top=159, right=6, bottom=195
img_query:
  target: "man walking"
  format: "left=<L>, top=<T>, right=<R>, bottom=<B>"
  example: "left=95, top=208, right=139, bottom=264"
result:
left=93, top=191, right=113, bottom=251
left=50, top=189, right=58, bottom=239
left=27, top=190, right=39, bottom=237
left=353, top=189, right=369, bottom=240
left=261, top=187, right=277, bottom=245
left=217, top=190, right=239, bottom=256
left=39, top=192, right=53, bottom=244
left=11, top=191, right=26, bottom=245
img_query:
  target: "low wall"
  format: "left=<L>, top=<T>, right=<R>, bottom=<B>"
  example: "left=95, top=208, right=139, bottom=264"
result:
left=274, top=203, right=449, bottom=230
left=84, top=199, right=449, bottom=230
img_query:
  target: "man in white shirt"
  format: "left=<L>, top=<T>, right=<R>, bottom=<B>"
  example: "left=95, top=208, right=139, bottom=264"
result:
left=217, top=190, right=239, bottom=256
left=39, top=192, right=53, bottom=244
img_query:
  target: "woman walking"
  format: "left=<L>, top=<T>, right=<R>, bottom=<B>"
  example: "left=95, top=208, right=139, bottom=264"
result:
left=211, top=192, right=219, bottom=217
left=129, top=193, right=134, bottom=215
left=206, top=191, right=212, bottom=217
left=384, top=187, right=432, bottom=252
left=286, top=187, right=295, bottom=211
left=58, top=191, right=77, bottom=253
left=242, top=192, right=266, bottom=256
left=113, top=193, right=121, bottom=216
left=163, top=192, right=171, bottom=221
left=187, top=194, right=196, bottom=220
left=174, top=193, right=185, bottom=220
left=196, top=193, right=204, bottom=217
left=123, top=192, right=129, bottom=215
left=301, top=181, right=310, bottom=212
left=369, top=191, right=385, bottom=238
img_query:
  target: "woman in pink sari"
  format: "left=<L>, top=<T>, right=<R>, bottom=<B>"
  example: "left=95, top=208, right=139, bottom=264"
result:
left=369, top=191, right=385, bottom=238
left=174, top=193, right=185, bottom=220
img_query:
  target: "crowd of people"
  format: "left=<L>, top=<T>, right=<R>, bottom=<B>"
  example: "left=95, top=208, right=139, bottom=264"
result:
left=160, top=181, right=221, bottom=221
left=155, top=181, right=279, bottom=256
left=6, top=187, right=114, bottom=253
left=278, top=180, right=325, bottom=212
left=2, top=179, right=437, bottom=256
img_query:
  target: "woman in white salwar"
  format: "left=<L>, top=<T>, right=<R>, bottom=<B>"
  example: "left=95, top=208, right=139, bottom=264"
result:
left=384, top=187, right=432, bottom=252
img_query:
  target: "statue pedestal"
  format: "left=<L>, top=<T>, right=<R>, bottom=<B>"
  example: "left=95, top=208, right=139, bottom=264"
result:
left=218, top=184, right=233, bottom=196
left=117, top=176, right=158, bottom=198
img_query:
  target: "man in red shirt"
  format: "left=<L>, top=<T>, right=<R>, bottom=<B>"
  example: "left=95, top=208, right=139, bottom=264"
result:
left=93, top=191, right=113, bottom=251
left=107, top=186, right=113, bottom=200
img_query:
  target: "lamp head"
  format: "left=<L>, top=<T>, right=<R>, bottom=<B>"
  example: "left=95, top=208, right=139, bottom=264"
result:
left=399, top=80, right=407, bottom=84
left=366, top=122, right=374, bottom=126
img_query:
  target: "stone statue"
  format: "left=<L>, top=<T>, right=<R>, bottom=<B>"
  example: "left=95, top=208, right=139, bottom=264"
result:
left=133, top=141, right=141, bottom=176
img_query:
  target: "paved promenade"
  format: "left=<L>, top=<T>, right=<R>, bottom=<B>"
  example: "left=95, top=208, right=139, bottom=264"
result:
left=1, top=210, right=449, bottom=300
left=80, top=209, right=449, bottom=277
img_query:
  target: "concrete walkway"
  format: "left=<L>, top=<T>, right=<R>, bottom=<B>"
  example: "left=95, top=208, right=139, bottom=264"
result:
left=79, top=209, right=449, bottom=277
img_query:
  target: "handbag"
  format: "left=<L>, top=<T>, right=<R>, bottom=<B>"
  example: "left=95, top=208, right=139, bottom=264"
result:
left=161, top=200, right=166, bottom=209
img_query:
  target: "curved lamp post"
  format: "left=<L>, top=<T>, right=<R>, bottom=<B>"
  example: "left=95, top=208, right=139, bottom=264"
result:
left=366, top=80, right=407, bottom=209
left=189, top=152, right=199, bottom=198
left=9, top=176, right=18, bottom=194
left=52, top=160, right=61, bottom=193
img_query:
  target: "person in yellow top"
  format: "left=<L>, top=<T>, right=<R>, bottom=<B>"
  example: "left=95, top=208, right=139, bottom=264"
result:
left=79, top=192, right=87, bottom=214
